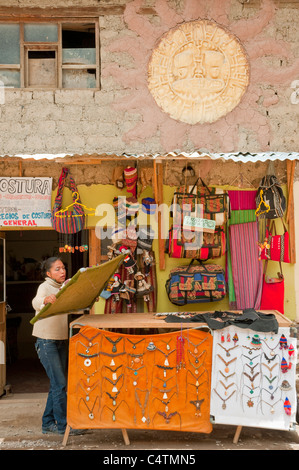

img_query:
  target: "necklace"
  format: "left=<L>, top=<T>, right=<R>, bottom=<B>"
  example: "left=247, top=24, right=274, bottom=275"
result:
left=103, top=374, right=124, bottom=393
left=218, top=343, right=239, bottom=357
left=104, top=335, right=123, bottom=353
left=242, top=345, right=260, bottom=355
left=187, top=349, right=206, bottom=364
left=242, top=353, right=260, bottom=365
left=262, top=387, right=280, bottom=400
left=128, top=352, right=145, bottom=366
left=264, top=375, right=278, bottom=390
left=134, top=388, right=150, bottom=424
left=219, top=370, right=236, bottom=381
left=261, top=362, right=278, bottom=378
left=100, top=400, right=129, bottom=422
left=190, top=398, right=205, bottom=417
left=77, top=379, right=100, bottom=402
left=78, top=395, right=100, bottom=420
left=105, top=389, right=122, bottom=406
left=153, top=411, right=181, bottom=428
left=80, top=367, right=100, bottom=383
left=155, top=347, right=176, bottom=366
left=126, top=337, right=145, bottom=350
left=78, top=330, right=101, bottom=349
left=184, top=335, right=207, bottom=354
left=243, top=371, right=260, bottom=392
left=76, top=340, right=99, bottom=355
left=126, top=365, right=147, bottom=387
left=245, top=362, right=259, bottom=374
left=213, top=388, right=236, bottom=410
left=217, top=354, right=237, bottom=373
left=156, top=364, right=175, bottom=378
left=152, top=392, right=177, bottom=412
left=263, top=352, right=278, bottom=364
left=259, top=398, right=282, bottom=415
left=156, top=375, right=177, bottom=389
left=261, top=338, right=280, bottom=356
left=219, top=380, right=235, bottom=396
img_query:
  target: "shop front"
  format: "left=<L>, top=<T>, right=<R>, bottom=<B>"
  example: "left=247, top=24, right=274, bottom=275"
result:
left=1, top=150, right=298, bottom=445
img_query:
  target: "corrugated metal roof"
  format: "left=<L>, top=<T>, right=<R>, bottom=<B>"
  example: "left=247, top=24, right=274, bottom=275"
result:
left=1, top=151, right=298, bottom=162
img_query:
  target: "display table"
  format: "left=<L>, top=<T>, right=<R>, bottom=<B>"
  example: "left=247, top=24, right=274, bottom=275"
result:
left=62, top=311, right=296, bottom=447
left=69, top=310, right=292, bottom=331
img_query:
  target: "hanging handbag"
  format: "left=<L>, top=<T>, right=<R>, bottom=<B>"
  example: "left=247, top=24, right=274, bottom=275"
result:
left=260, top=260, right=284, bottom=314
left=255, top=175, right=286, bottom=219
left=259, top=219, right=290, bottom=263
left=51, top=167, right=85, bottom=233
left=165, top=259, right=226, bottom=306
left=173, top=178, right=229, bottom=227
left=167, top=225, right=226, bottom=260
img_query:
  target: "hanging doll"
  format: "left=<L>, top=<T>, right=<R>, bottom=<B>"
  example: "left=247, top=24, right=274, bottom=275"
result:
left=119, top=245, right=136, bottom=275
left=142, top=249, right=153, bottom=276
left=135, top=271, right=153, bottom=302
left=119, top=280, right=136, bottom=308
left=110, top=273, right=123, bottom=302
left=107, top=244, right=118, bottom=261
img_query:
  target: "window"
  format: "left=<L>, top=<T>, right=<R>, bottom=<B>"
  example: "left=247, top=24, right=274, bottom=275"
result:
left=0, top=20, right=99, bottom=89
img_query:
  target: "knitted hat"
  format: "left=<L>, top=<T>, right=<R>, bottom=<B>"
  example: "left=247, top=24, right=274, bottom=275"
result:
left=124, top=167, right=138, bottom=198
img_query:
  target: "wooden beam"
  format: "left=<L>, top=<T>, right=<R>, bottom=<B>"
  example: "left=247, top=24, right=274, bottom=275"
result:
left=153, top=160, right=165, bottom=271
left=0, top=6, right=125, bottom=20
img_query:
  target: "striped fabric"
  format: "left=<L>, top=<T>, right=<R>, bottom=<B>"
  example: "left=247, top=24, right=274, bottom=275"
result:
left=228, top=190, right=257, bottom=210
left=229, top=221, right=263, bottom=310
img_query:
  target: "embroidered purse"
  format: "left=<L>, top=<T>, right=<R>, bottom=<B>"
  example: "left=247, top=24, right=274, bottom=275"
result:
left=259, top=219, right=290, bottom=263
left=165, top=260, right=226, bottom=306
left=51, top=167, right=85, bottom=234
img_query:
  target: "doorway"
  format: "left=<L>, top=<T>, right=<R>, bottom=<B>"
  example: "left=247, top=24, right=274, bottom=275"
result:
left=5, top=229, right=88, bottom=394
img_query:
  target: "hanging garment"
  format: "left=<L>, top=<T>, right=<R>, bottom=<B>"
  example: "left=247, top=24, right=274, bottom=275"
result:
left=228, top=190, right=257, bottom=211
left=226, top=209, right=257, bottom=309
left=229, top=221, right=263, bottom=310
left=163, top=309, right=279, bottom=333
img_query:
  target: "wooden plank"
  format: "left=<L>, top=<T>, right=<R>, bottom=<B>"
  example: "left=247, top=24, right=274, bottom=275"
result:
left=0, top=7, right=125, bottom=20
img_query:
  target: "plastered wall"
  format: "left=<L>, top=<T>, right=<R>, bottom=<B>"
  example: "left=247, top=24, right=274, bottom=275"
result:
left=0, top=0, right=298, bottom=156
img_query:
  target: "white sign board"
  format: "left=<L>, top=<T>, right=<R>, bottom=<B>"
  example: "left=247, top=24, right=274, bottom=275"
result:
left=0, top=177, right=53, bottom=227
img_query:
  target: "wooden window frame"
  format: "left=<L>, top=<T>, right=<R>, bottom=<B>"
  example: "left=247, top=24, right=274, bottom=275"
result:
left=0, top=16, right=100, bottom=90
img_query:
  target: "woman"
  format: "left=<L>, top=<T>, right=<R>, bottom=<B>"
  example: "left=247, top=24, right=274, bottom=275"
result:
left=32, top=257, right=69, bottom=435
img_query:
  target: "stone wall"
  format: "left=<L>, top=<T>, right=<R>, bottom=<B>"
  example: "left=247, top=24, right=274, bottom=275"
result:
left=0, top=0, right=298, bottom=157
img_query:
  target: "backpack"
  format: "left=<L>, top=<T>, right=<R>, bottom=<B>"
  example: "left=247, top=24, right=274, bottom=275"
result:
left=255, top=175, right=286, bottom=219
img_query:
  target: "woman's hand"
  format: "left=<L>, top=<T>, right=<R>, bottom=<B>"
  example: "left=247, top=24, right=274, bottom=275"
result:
left=44, top=294, right=57, bottom=305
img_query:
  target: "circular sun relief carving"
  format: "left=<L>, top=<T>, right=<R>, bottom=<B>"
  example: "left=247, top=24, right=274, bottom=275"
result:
left=148, top=20, right=250, bottom=125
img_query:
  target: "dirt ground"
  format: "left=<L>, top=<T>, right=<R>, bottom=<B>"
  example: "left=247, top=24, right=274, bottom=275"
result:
left=0, top=392, right=299, bottom=452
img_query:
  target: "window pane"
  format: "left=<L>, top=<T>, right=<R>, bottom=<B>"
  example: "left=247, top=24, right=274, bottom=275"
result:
left=24, top=23, right=58, bottom=42
left=62, top=69, right=96, bottom=88
left=27, top=51, right=57, bottom=88
left=0, top=24, right=20, bottom=64
left=0, top=70, right=20, bottom=88
left=62, top=48, right=96, bottom=65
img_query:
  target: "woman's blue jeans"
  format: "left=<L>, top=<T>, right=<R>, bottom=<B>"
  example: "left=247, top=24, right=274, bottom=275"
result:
left=35, top=338, right=68, bottom=433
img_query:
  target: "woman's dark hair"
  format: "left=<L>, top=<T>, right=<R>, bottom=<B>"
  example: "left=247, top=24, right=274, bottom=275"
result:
left=41, top=257, right=63, bottom=278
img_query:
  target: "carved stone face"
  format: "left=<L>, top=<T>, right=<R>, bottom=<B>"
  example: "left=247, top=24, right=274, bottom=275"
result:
left=148, top=20, right=249, bottom=124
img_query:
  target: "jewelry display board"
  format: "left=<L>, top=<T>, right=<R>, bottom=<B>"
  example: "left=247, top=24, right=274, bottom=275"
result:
left=210, top=326, right=297, bottom=431
left=66, top=326, right=213, bottom=434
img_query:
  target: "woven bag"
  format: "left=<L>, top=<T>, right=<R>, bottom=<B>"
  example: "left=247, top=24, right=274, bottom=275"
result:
left=51, top=167, right=85, bottom=234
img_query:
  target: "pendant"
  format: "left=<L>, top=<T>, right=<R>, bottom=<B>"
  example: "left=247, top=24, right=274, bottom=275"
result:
left=112, top=386, right=118, bottom=393
left=89, top=413, right=94, bottom=420
left=163, top=393, right=168, bottom=399
left=147, top=341, right=156, bottom=351
left=164, top=359, right=169, bottom=366
left=84, top=359, right=91, bottom=367
left=141, top=416, right=147, bottom=423
left=225, top=367, right=229, bottom=373
left=247, top=399, right=254, bottom=408
left=222, top=402, right=226, bottom=410
left=112, top=373, right=117, bottom=381
left=110, top=359, right=115, bottom=366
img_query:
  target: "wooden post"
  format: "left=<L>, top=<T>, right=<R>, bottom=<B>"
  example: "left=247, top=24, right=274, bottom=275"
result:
left=286, top=160, right=296, bottom=264
left=153, top=160, right=165, bottom=271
